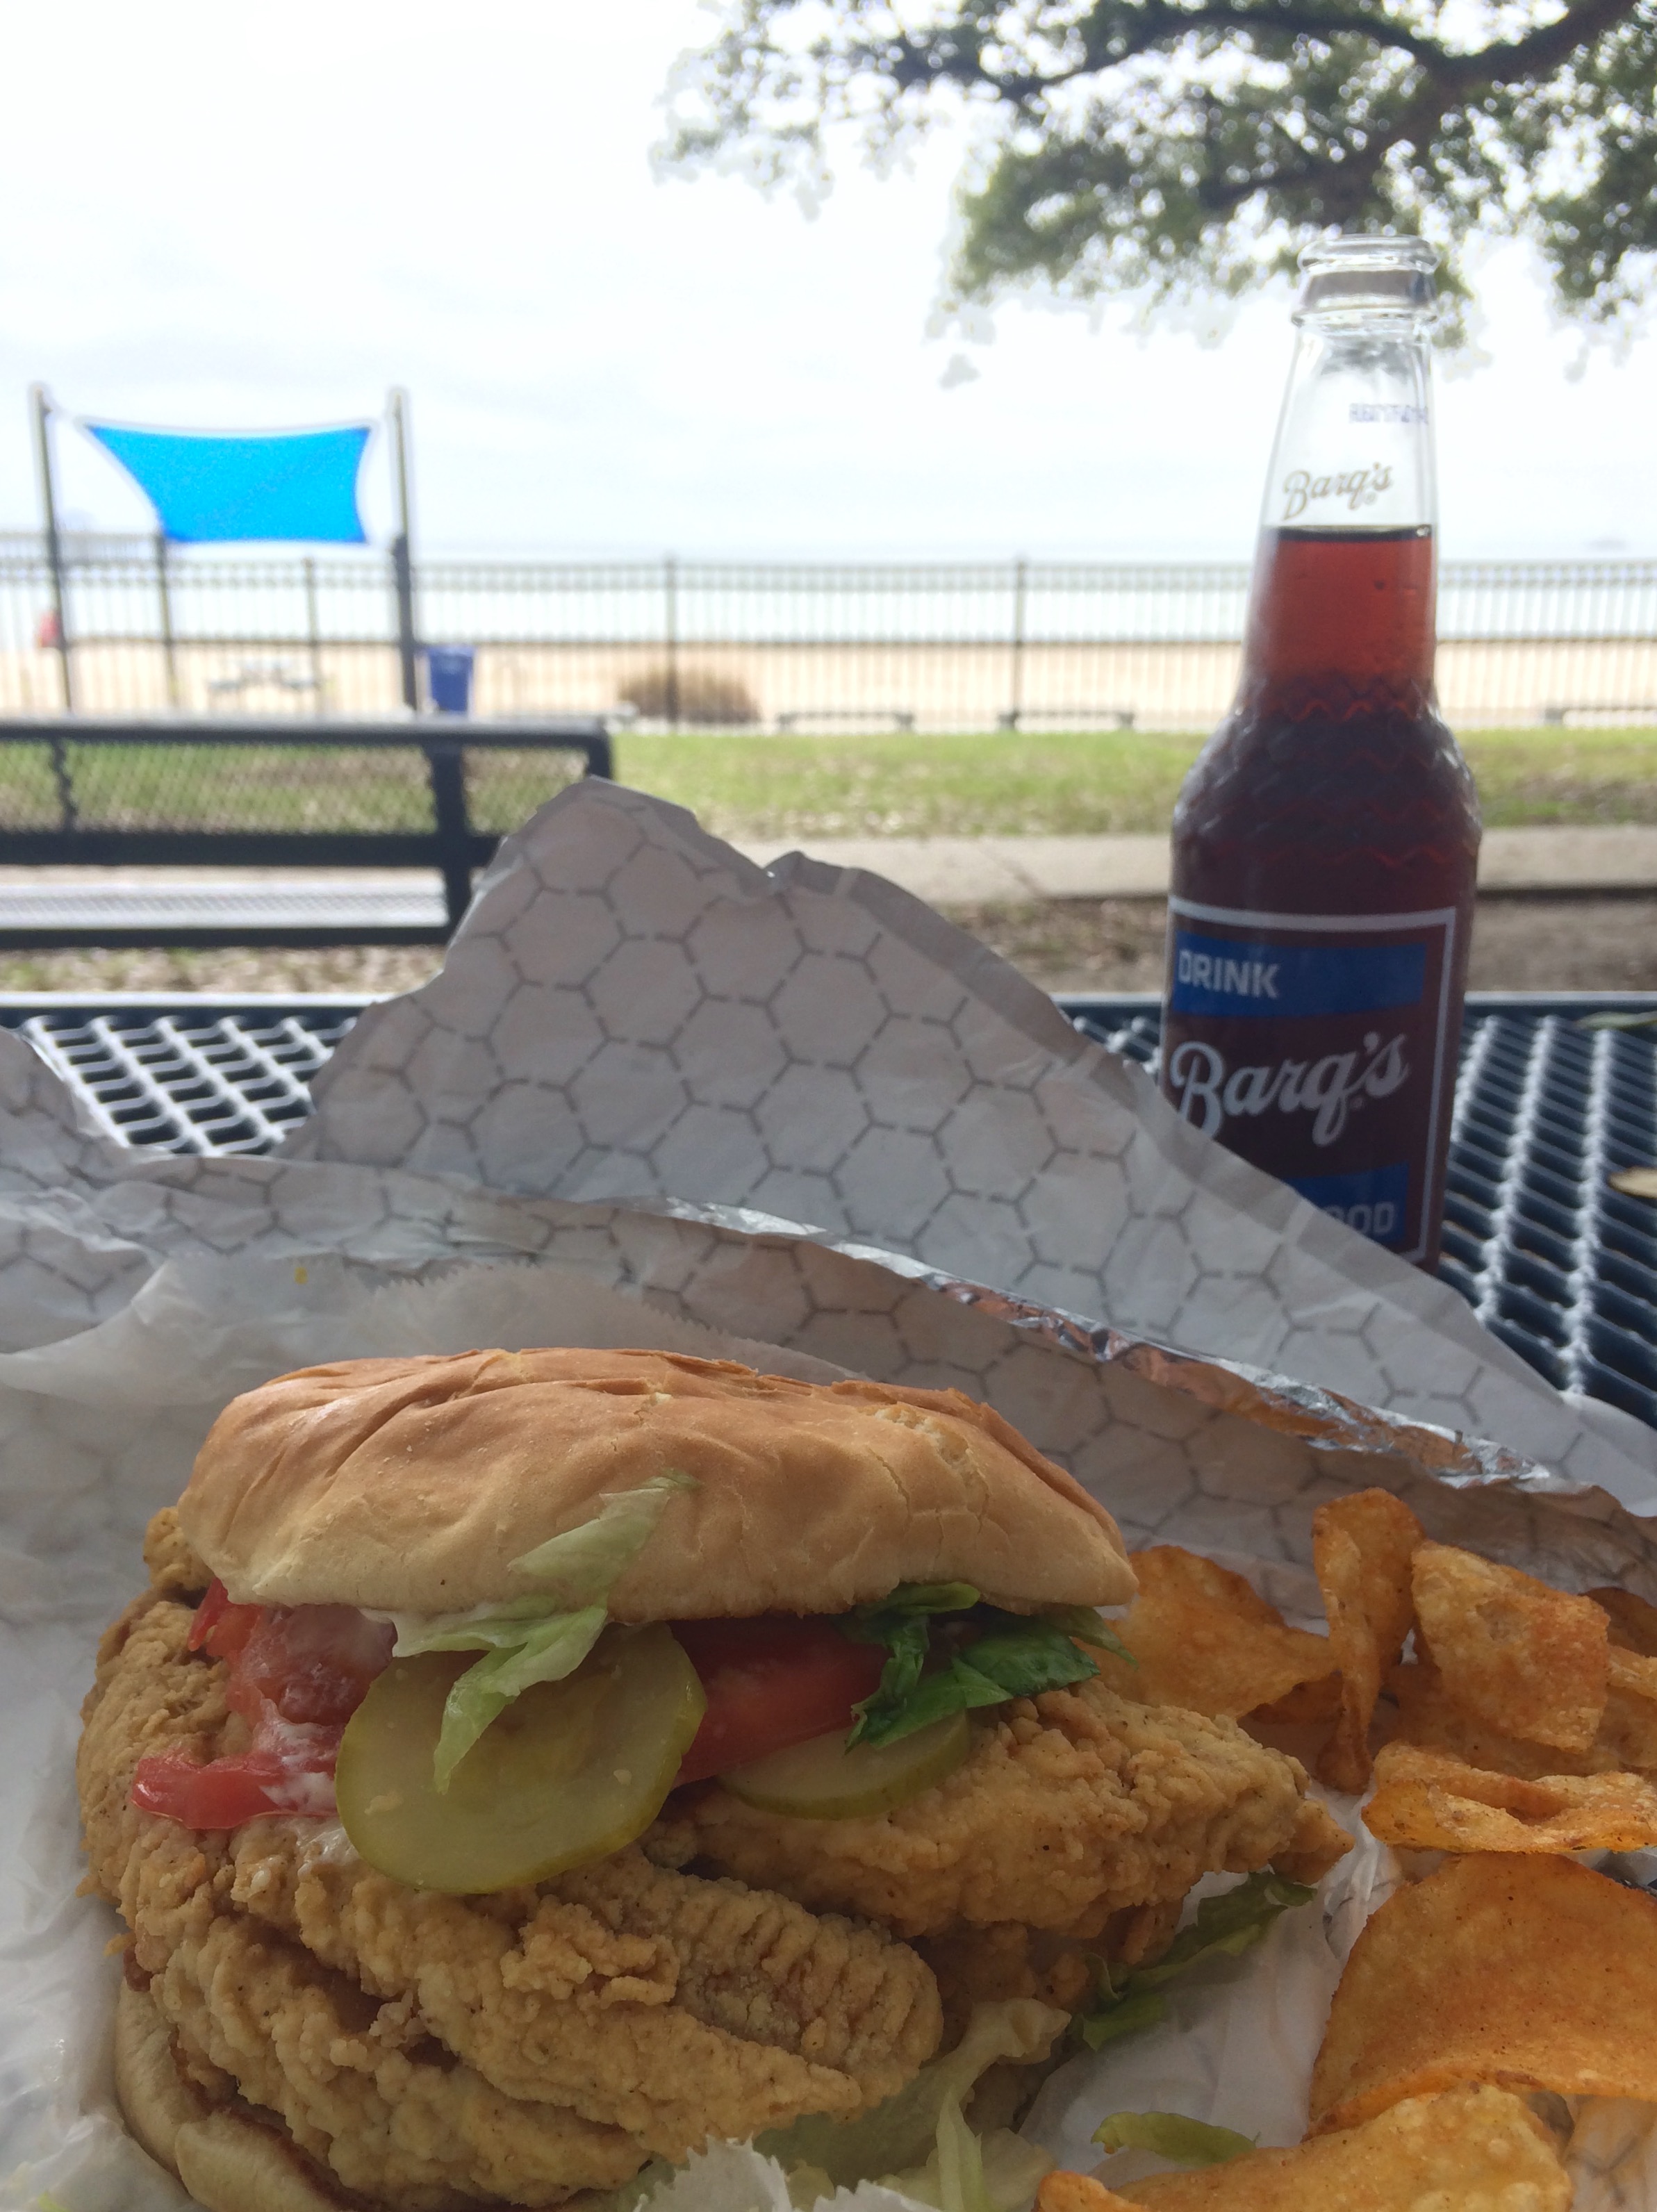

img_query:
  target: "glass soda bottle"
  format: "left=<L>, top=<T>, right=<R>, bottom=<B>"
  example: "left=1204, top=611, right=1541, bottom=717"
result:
left=1160, top=237, right=1481, bottom=1269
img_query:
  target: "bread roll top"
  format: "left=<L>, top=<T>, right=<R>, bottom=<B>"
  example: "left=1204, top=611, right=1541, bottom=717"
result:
left=178, top=1346, right=1135, bottom=1617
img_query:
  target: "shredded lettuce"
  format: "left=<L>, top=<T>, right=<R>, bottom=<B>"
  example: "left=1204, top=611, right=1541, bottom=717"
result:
left=841, top=1583, right=1130, bottom=1749
left=1093, top=2111, right=1255, bottom=2167
left=1075, top=1870, right=1315, bottom=2049
left=384, top=1474, right=692, bottom=1790
left=509, top=1476, right=695, bottom=1601
left=882, top=2094, right=1055, bottom=2212
left=755, top=1998, right=1065, bottom=2188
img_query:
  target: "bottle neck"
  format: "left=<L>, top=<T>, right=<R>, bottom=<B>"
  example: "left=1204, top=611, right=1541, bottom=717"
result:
left=1239, top=306, right=1440, bottom=717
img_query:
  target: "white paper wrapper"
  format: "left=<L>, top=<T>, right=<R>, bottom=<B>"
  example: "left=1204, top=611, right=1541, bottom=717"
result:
left=3, top=780, right=1656, bottom=2211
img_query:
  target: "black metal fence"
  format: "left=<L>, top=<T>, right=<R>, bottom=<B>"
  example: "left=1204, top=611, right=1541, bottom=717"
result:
left=3, top=535, right=1654, bottom=732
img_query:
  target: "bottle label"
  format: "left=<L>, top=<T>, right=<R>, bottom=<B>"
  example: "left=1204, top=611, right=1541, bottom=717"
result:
left=1160, top=899, right=1461, bottom=1261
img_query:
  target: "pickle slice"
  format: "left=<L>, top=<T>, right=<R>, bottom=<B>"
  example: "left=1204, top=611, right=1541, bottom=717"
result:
left=718, top=1710, right=971, bottom=1819
left=336, top=1624, right=705, bottom=1893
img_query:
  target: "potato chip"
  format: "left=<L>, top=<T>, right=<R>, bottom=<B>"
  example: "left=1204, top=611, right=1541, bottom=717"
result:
left=1091, top=1548, right=1333, bottom=1720
left=1601, top=1647, right=1657, bottom=1770
left=1310, top=1852, right=1657, bottom=2132
left=1588, top=1583, right=1657, bottom=1657
left=1310, top=1489, right=1422, bottom=1792
left=1062, top=2085, right=1569, bottom=2209
left=1362, top=1740, right=1657, bottom=1851
left=1387, top=1657, right=1649, bottom=1783
left=1410, top=1541, right=1608, bottom=1752
left=1251, top=1674, right=1341, bottom=1727
left=1038, top=2174, right=1135, bottom=2211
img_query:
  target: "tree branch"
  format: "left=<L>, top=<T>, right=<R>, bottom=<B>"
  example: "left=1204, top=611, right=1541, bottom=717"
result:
left=887, top=0, right=1643, bottom=106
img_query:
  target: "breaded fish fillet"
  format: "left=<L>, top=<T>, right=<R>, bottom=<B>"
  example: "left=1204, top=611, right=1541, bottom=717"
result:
left=80, top=1586, right=941, bottom=2203
left=655, top=1678, right=1349, bottom=1940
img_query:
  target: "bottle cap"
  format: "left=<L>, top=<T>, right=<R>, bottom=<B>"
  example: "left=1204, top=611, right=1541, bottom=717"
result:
left=1295, top=236, right=1437, bottom=317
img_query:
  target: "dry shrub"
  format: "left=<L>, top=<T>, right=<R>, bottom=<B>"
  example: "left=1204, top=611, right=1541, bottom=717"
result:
left=618, top=665, right=760, bottom=725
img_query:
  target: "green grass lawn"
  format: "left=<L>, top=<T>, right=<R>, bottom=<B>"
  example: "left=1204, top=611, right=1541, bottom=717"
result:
left=618, top=726, right=1657, bottom=841
left=0, top=726, right=1651, bottom=845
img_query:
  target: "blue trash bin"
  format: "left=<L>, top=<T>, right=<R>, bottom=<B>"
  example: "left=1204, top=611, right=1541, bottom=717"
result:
left=426, top=644, right=475, bottom=715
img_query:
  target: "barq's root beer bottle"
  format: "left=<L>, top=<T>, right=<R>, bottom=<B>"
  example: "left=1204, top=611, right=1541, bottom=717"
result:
left=1160, top=237, right=1480, bottom=1269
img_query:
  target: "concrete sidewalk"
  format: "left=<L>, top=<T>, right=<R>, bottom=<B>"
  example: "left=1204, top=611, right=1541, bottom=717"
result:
left=737, top=824, right=1657, bottom=905
left=1, top=826, right=1653, bottom=934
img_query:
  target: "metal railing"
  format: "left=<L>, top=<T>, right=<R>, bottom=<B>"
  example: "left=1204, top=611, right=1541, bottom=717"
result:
left=3, top=536, right=1653, bottom=732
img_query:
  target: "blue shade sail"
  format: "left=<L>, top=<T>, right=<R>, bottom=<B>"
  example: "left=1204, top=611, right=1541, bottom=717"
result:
left=82, top=421, right=372, bottom=543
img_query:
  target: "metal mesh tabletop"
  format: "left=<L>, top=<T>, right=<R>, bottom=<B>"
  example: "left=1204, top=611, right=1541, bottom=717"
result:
left=3, top=990, right=1654, bottom=1432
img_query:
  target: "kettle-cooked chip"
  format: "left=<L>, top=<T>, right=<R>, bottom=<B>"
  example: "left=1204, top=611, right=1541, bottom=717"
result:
left=1251, top=1673, right=1341, bottom=1726
left=1363, top=1740, right=1657, bottom=1851
left=1310, top=1489, right=1421, bottom=1793
left=1310, top=1853, right=1657, bottom=2132
left=1041, top=2084, right=1569, bottom=2209
left=1590, top=1584, right=1657, bottom=1657
left=1387, top=1657, right=1657, bottom=1781
left=1411, top=1542, right=1608, bottom=1753
left=1089, top=1548, right=1333, bottom=1721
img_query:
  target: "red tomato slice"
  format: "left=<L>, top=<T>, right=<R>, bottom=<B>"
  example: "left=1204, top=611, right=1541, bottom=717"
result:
left=129, top=1747, right=336, bottom=1828
left=188, top=1578, right=261, bottom=1662
left=235, top=1604, right=395, bottom=1725
left=137, top=1597, right=394, bottom=1830
left=673, top=1617, right=885, bottom=1786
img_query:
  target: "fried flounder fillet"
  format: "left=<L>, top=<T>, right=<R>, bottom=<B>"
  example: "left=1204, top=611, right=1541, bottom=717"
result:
left=80, top=1585, right=941, bottom=2207
left=657, top=1678, right=1349, bottom=1941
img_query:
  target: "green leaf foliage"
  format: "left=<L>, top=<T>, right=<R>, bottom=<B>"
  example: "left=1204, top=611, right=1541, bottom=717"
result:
left=1075, top=1870, right=1316, bottom=2049
left=661, top=0, right=1657, bottom=338
left=841, top=1583, right=1121, bottom=1748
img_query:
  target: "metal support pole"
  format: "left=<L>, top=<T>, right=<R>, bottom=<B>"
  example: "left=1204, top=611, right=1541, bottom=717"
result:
left=1006, top=554, right=1028, bottom=733
left=424, top=738, right=474, bottom=932
left=30, top=385, right=74, bottom=713
left=388, top=388, right=420, bottom=712
left=155, top=531, right=180, bottom=710
left=303, top=555, right=324, bottom=716
left=663, top=553, right=679, bottom=731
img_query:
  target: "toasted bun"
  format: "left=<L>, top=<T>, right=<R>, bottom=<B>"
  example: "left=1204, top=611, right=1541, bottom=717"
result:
left=178, top=1347, right=1134, bottom=1617
left=114, top=1981, right=349, bottom=2212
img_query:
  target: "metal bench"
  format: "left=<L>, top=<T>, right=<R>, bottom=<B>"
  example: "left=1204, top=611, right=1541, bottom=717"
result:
left=774, top=709, right=916, bottom=733
left=0, top=716, right=612, bottom=946
left=998, top=706, right=1137, bottom=731
left=1542, top=702, right=1657, bottom=726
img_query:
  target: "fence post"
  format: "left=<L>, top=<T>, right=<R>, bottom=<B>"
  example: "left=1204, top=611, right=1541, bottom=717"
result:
left=424, top=737, right=474, bottom=932
left=30, top=386, right=74, bottom=713
left=303, top=555, right=324, bottom=716
left=663, top=554, right=679, bottom=730
left=388, top=388, right=420, bottom=712
left=1006, top=555, right=1028, bottom=732
left=155, top=532, right=181, bottom=710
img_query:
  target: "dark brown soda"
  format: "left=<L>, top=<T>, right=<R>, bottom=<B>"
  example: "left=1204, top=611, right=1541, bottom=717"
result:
left=1165, top=526, right=1481, bottom=1267
left=1173, top=527, right=1478, bottom=918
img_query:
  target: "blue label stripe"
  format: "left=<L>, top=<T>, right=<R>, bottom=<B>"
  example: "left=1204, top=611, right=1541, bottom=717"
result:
left=1170, top=933, right=1426, bottom=1020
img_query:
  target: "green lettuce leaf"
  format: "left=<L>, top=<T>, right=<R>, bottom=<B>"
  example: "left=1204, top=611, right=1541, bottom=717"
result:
left=884, top=2097, right=1055, bottom=2212
left=1040, top=1602, right=1137, bottom=1661
left=429, top=1606, right=609, bottom=1791
left=755, top=1998, right=1065, bottom=2188
left=1093, top=2111, right=1255, bottom=2167
left=383, top=1474, right=691, bottom=1790
left=509, top=1474, right=696, bottom=1602
left=924, top=2094, right=998, bottom=2212
left=842, top=1583, right=1118, bottom=1749
left=1075, top=1870, right=1316, bottom=2049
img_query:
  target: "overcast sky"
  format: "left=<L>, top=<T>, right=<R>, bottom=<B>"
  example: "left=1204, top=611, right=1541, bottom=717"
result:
left=1, top=0, right=1651, bottom=560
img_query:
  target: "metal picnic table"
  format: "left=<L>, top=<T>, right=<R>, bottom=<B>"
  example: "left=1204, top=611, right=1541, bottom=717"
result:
left=3, top=990, right=1654, bottom=1434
